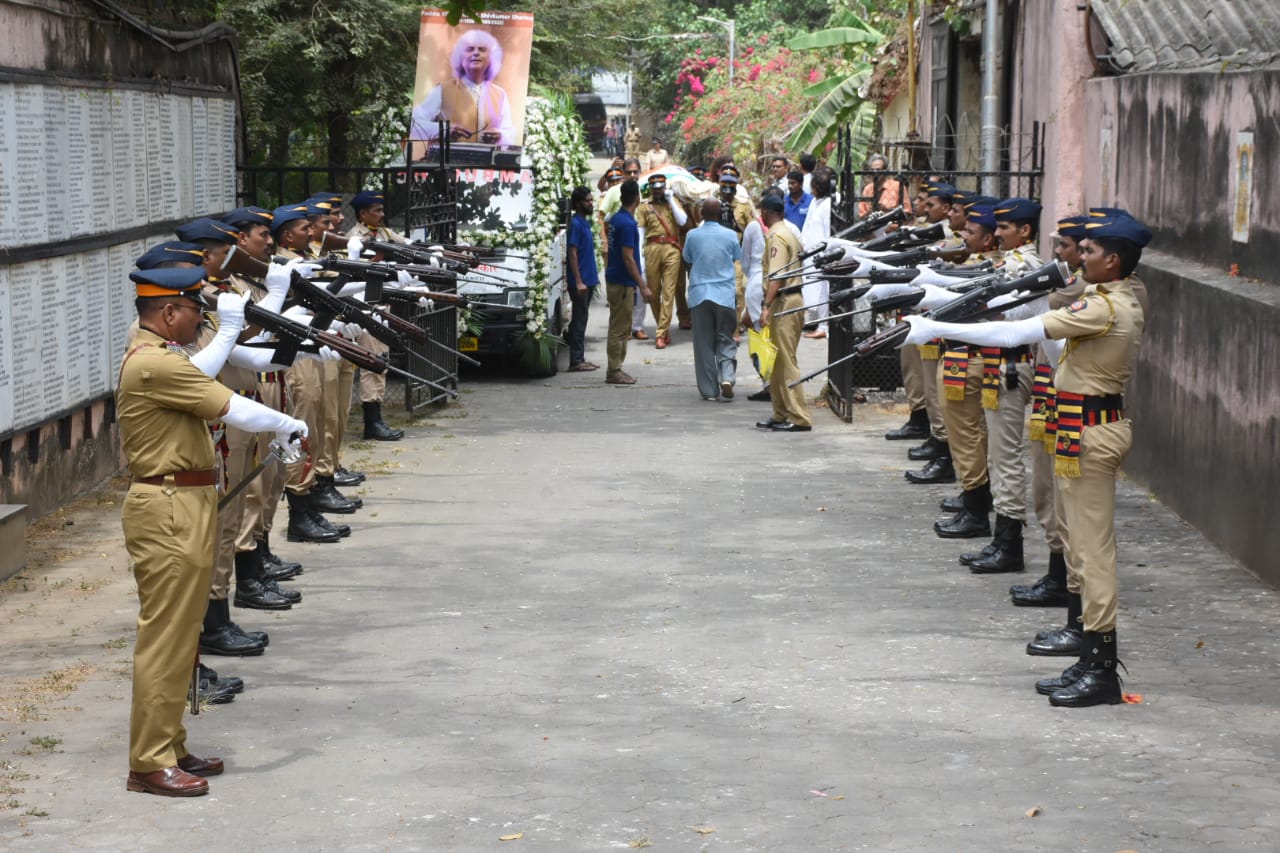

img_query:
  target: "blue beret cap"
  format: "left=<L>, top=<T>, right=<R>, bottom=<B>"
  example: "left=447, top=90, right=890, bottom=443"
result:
left=1088, top=206, right=1128, bottom=218
left=306, top=201, right=337, bottom=217
left=175, top=217, right=241, bottom=244
left=962, top=195, right=999, bottom=210
left=223, top=206, right=274, bottom=228
left=134, top=240, right=206, bottom=269
left=1056, top=215, right=1088, bottom=239
left=350, top=190, right=384, bottom=210
left=718, top=165, right=740, bottom=184
left=271, top=204, right=311, bottom=233
left=130, top=241, right=208, bottom=290
left=924, top=181, right=957, bottom=200
left=1084, top=213, right=1152, bottom=247
left=966, top=204, right=996, bottom=230
left=994, top=197, right=1042, bottom=223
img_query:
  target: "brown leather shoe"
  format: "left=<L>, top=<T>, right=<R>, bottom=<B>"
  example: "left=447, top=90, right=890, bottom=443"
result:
left=606, top=371, right=637, bottom=385
left=126, top=766, right=209, bottom=796
left=177, top=753, right=225, bottom=777
left=631, top=330, right=649, bottom=340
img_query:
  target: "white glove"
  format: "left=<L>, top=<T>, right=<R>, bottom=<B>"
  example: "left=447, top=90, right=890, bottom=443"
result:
left=900, top=315, right=943, bottom=347
left=264, top=259, right=320, bottom=314
left=282, top=304, right=314, bottom=324
left=225, top=343, right=292, bottom=371
left=317, top=345, right=343, bottom=362
left=396, top=269, right=417, bottom=288
left=223, top=394, right=308, bottom=442
left=418, top=297, right=434, bottom=310
left=864, top=282, right=920, bottom=302
left=901, top=314, right=1048, bottom=348
left=188, top=292, right=250, bottom=378
left=334, top=280, right=367, bottom=298
left=916, top=283, right=964, bottom=311
left=347, top=236, right=364, bottom=261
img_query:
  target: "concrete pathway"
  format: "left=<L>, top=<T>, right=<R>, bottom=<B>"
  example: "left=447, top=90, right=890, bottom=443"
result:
left=1, top=309, right=1277, bottom=851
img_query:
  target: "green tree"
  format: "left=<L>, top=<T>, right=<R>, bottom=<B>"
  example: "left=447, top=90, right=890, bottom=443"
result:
left=220, top=0, right=420, bottom=167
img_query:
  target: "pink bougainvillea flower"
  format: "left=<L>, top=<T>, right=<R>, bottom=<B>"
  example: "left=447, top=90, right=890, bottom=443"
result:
left=748, top=64, right=761, bottom=82
left=690, top=78, right=705, bottom=95
left=743, top=46, right=754, bottom=57
left=808, top=68, right=821, bottom=84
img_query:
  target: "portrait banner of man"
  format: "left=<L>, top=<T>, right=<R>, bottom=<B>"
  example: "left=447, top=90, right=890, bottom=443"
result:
left=409, top=9, right=534, bottom=157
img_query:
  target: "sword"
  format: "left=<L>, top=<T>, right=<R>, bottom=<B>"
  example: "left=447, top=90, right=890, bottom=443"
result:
left=218, top=436, right=307, bottom=511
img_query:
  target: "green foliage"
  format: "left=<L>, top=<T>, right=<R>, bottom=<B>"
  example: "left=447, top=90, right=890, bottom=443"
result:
left=783, top=13, right=884, bottom=155
left=219, top=0, right=420, bottom=167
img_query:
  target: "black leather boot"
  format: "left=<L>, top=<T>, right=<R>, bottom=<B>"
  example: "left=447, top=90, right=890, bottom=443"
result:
left=1049, top=629, right=1124, bottom=707
left=313, top=475, right=361, bottom=514
left=959, top=540, right=998, bottom=567
left=363, top=401, right=404, bottom=441
left=199, top=598, right=266, bottom=656
left=968, top=514, right=1025, bottom=573
left=333, top=466, right=366, bottom=487
left=885, top=408, right=929, bottom=441
left=287, top=491, right=341, bottom=543
left=1027, top=593, right=1083, bottom=656
left=1011, top=551, right=1069, bottom=606
left=905, top=453, right=956, bottom=484
left=262, top=577, right=302, bottom=604
left=908, top=436, right=945, bottom=461
left=199, top=662, right=244, bottom=695
left=939, top=493, right=965, bottom=513
left=260, top=533, right=302, bottom=575
left=1035, top=658, right=1089, bottom=695
left=933, top=483, right=991, bottom=539
left=233, top=550, right=294, bottom=611
left=258, top=538, right=301, bottom=581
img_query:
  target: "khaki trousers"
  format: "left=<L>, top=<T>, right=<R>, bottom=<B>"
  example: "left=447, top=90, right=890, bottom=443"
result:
left=984, top=362, right=1032, bottom=520
left=769, top=295, right=811, bottom=426
left=123, top=483, right=216, bottom=772
left=212, top=419, right=256, bottom=599
left=285, top=358, right=326, bottom=494
left=900, top=344, right=927, bottom=412
left=1057, top=419, right=1132, bottom=632
left=606, top=284, right=634, bottom=374
left=937, top=355, right=987, bottom=490
left=1030, top=433, right=1067, bottom=556
left=357, top=330, right=389, bottom=403
left=921, top=354, right=947, bottom=440
left=239, top=374, right=285, bottom=543
left=643, top=243, right=683, bottom=340
left=334, top=360, right=355, bottom=457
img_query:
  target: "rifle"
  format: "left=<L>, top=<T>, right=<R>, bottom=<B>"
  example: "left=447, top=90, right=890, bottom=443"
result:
left=788, top=260, right=1069, bottom=387
left=243, top=303, right=458, bottom=398
left=824, top=290, right=927, bottom=325
left=858, top=220, right=946, bottom=252
left=775, top=283, right=874, bottom=317
left=284, top=270, right=405, bottom=350
left=305, top=254, right=461, bottom=300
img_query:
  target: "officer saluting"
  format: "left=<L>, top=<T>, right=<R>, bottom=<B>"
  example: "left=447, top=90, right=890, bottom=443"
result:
left=119, top=249, right=307, bottom=795
left=902, top=210, right=1150, bottom=707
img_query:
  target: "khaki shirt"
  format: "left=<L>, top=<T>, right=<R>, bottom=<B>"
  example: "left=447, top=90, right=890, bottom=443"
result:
left=1041, top=277, right=1145, bottom=396
left=763, top=225, right=804, bottom=307
left=346, top=222, right=409, bottom=245
left=117, top=328, right=234, bottom=478
left=1001, top=243, right=1042, bottom=277
left=635, top=201, right=681, bottom=248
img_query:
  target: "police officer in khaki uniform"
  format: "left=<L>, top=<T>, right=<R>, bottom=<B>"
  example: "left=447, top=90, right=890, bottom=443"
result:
left=1012, top=215, right=1088, bottom=609
left=957, top=197, right=1043, bottom=573
left=119, top=253, right=307, bottom=796
left=273, top=204, right=353, bottom=543
left=624, top=123, right=642, bottom=159
left=344, top=189, right=408, bottom=441
left=635, top=174, right=688, bottom=348
left=220, top=206, right=306, bottom=586
left=911, top=201, right=1002, bottom=539
left=756, top=194, right=811, bottom=432
left=716, top=166, right=755, bottom=326
left=903, top=209, right=1151, bottom=707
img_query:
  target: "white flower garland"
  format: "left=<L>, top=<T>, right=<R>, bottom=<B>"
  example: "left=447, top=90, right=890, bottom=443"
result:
left=468, top=98, right=590, bottom=367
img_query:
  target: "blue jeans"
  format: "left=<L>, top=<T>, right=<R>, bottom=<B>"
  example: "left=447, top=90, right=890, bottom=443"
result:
left=567, top=285, right=592, bottom=365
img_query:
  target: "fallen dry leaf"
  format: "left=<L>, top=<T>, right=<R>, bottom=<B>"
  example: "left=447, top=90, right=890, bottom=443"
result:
left=1122, top=693, right=1144, bottom=704
left=1026, top=805, right=1041, bottom=818
left=688, top=825, right=715, bottom=835
left=831, top=795, right=846, bottom=801
left=499, top=833, right=523, bottom=841
left=1195, top=640, right=1205, bottom=649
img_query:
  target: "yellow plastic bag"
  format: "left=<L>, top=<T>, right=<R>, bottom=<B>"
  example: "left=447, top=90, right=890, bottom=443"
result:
left=747, top=326, right=777, bottom=381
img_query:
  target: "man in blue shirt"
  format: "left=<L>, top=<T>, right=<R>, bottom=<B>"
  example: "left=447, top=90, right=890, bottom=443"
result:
left=604, top=179, right=652, bottom=384
left=783, top=170, right=812, bottom=231
left=565, top=186, right=599, bottom=372
left=683, top=199, right=742, bottom=400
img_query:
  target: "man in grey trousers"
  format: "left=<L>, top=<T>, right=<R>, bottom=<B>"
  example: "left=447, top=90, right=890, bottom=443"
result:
left=683, top=199, right=742, bottom=401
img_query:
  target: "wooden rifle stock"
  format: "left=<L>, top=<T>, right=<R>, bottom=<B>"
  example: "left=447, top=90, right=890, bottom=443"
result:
left=340, top=296, right=428, bottom=344
left=243, top=302, right=386, bottom=373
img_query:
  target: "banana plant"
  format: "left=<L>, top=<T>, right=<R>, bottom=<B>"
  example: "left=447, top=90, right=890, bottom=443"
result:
left=784, top=11, right=884, bottom=153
